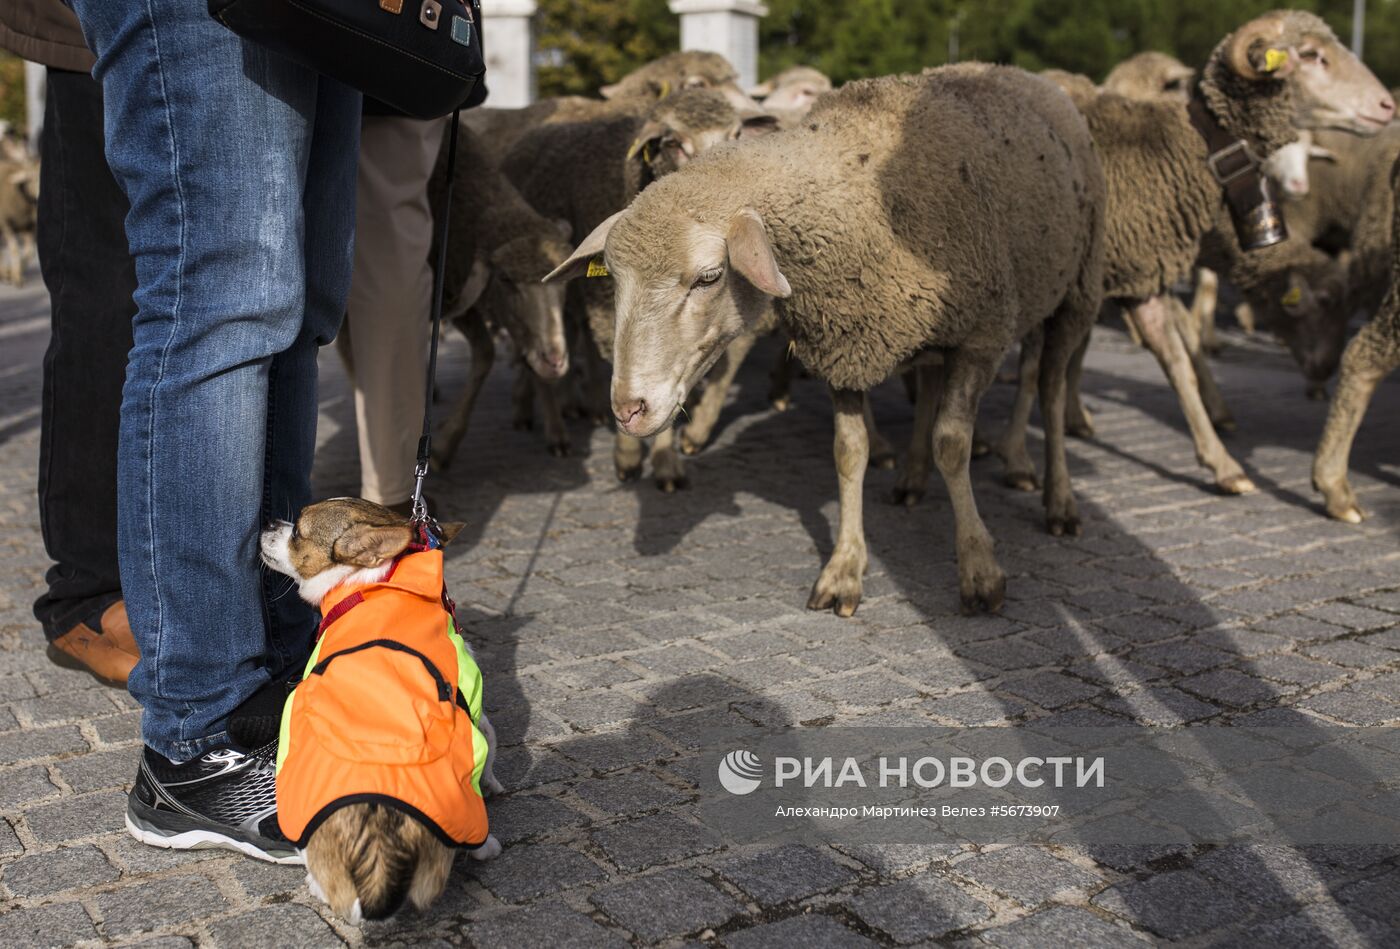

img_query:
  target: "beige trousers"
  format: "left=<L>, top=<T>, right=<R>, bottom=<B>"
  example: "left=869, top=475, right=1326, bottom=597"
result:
left=339, top=115, right=447, bottom=506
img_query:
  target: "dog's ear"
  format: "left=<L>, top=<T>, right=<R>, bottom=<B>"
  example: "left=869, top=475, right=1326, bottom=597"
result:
left=333, top=524, right=414, bottom=567
left=436, top=522, right=466, bottom=546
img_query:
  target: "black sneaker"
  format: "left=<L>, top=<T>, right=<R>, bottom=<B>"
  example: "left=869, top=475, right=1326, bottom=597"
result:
left=126, top=742, right=301, bottom=864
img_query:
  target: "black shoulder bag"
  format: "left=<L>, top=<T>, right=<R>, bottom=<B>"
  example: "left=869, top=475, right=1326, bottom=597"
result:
left=207, top=0, right=486, bottom=531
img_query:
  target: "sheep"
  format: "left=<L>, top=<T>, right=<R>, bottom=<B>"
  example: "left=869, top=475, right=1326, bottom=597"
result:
left=1313, top=154, right=1400, bottom=523
left=992, top=11, right=1393, bottom=497
left=464, top=51, right=755, bottom=164
left=547, top=66, right=1107, bottom=617
left=505, top=88, right=776, bottom=486
left=0, top=157, right=39, bottom=286
left=424, top=124, right=577, bottom=468
left=1102, top=51, right=1195, bottom=102
left=751, top=65, right=833, bottom=114
left=1262, top=129, right=1336, bottom=198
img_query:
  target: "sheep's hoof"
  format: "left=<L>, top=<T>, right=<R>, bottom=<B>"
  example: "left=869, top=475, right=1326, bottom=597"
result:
left=1046, top=513, right=1082, bottom=537
left=970, top=437, right=992, bottom=459
left=1214, top=416, right=1238, bottom=434
left=680, top=433, right=705, bottom=455
left=806, top=580, right=862, bottom=617
left=1332, top=504, right=1366, bottom=524
left=869, top=450, right=897, bottom=470
left=1218, top=474, right=1256, bottom=495
left=1306, top=384, right=1329, bottom=402
left=1003, top=470, right=1039, bottom=492
left=770, top=395, right=793, bottom=412
left=890, top=486, right=925, bottom=508
left=547, top=441, right=572, bottom=458
left=958, top=573, right=1006, bottom=616
left=616, top=463, right=643, bottom=483
left=654, top=475, right=690, bottom=493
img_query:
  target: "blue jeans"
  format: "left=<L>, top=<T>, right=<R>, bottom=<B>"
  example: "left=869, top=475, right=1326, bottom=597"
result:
left=68, top=0, right=361, bottom=760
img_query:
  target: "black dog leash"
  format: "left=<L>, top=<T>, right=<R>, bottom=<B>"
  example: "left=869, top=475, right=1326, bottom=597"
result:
left=410, top=109, right=462, bottom=541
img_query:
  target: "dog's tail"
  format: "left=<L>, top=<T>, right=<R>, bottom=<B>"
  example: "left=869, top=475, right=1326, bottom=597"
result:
left=305, top=803, right=453, bottom=923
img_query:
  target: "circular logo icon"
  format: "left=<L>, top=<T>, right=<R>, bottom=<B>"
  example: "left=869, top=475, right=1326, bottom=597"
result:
left=718, top=750, right=763, bottom=795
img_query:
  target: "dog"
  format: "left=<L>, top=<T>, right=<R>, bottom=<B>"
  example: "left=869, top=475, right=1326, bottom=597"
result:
left=260, top=498, right=503, bottom=923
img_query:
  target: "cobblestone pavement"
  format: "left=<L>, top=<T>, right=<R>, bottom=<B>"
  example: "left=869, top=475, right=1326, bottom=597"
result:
left=3, top=271, right=1400, bottom=948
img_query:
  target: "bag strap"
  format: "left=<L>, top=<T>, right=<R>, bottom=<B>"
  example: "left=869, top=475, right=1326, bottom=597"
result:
left=410, top=109, right=462, bottom=533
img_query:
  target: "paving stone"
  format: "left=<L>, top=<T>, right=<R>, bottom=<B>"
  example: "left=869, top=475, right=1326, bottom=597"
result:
left=205, top=903, right=343, bottom=948
left=12, top=689, right=117, bottom=726
left=1303, top=604, right=1399, bottom=632
left=467, top=901, right=629, bottom=948
left=0, top=817, right=22, bottom=856
left=591, top=868, right=743, bottom=941
left=23, top=790, right=126, bottom=844
left=0, top=901, right=98, bottom=948
left=836, top=843, right=963, bottom=874
left=591, top=811, right=724, bottom=871
left=1194, top=844, right=1330, bottom=906
left=489, top=793, right=589, bottom=845
left=1297, top=690, right=1400, bottom=725
left=1096, top=687, right=1220, bottom=724
left=1177, top=669, right=1280, bottom=707
left=845, top=873, right=992, bottom=943
left=999, top=672, right=1101, bottom=709
left=95, top=875, right=230, bottom=936
left=0, top=724, right=87, bottom=763
left=231, top=858, right=307, bottom=898
left=1251, top=654, right=1345, bottom=687
left=1090, top=870, right=1252, bottom=939
left=475, top=843, right=606, bottom=902
left=722, top=913, right=877, bottom=948
left=980, top=905, right=1149, bottom=947
left=55, top=748, right=137, bottom=794
left=570, top=770, right=690, bottom=815
left=2, top=843, right=119, bottom=897
left=952, top=847, right=1101, bottom=905
left=0, top=765, right=58, bottom=810
left=925, top=692, right=1027, bottom=725
left=1211, top=902, right=1395, bottom=949
left=715, top=844, right=857, bottom=904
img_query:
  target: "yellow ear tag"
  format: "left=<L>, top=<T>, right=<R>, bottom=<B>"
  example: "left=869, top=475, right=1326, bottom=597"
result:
left=1282, top=286, right=1303, bottom=306
left=1264, top=48, right=1289, bottom=73
left=658, top=79, right=671, bottom=98
left=626, top=137, right=645, bottom=160
left=586, top=257, right=610, bottom=278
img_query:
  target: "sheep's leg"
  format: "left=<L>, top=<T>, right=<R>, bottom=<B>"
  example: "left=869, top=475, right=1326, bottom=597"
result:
left=1235, top=302, right=1257, bottom=335
left=901, top=369, right=918, bottom=404
left=1128, top=297, right=1255, bottom=494
left=1313, top=310, right=1400, bottom=523
left=681, top=332, right=756, bottom=454
left=1065, top=331, right=1095, bottom=438
left=511, top=358, right=535, bottom=431
left=1193, top=267, right=1222, bottom=355
left=769, top=338, right=798, bottom=411
left=934, top=351, right=1005, bottom=615
left=536, top=376, right=571, bottom=457
left=892, top=363, right=943, bottom=507
left=994, top=327, right=1042, bottom=492
left=807, top=387, right=868, bottom=617
left=651, top=425, right=688, bottom=492
left=1171, top=295, right=1235, bottom=432
left=615, top=431, right=644, bottom=482
left=863, top=393, right=897, bottom=470
left=431, top=314, right=495, bottom=470
left=580, top=327, right=612, bottom=426
left=1040, top=302, right=1095, bottom=537
left=1, top=225, right=19, bottom=286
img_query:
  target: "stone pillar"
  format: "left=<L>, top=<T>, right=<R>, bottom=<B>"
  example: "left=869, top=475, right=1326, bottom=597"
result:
left=24, top=61, right=45, bottom=151
left=482, top=0, right=537, bottom=108
left=668, top=0, right=767, bottom=92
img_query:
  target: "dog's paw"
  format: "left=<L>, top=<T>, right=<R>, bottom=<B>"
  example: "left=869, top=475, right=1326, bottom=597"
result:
left=469, top=834, right=503, bottom=861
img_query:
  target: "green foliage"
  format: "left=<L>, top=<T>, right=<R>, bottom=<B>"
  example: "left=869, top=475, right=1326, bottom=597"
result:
left=0, top=53, right=24, bottom=132
left=534, top=0, right=1400, bottom=97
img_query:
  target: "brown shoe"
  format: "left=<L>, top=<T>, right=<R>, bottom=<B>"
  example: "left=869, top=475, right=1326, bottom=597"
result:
left=46, top=600, right=140, bottom=688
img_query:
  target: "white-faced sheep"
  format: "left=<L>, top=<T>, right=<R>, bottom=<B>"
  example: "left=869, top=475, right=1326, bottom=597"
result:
left=1313, top=154, right=1400, bottom=523
left=751, top=65, right=833, bottom=114
left=548, top=66, right=1106, bottom=617
left=993, top=11, right=1392, bottom=498
left=506, top=89, right=776, bottom=484
left=425, top=125, right=576, bottom=468
left=464, top=52, right=756, bottom=164
left=1102, top=51, right=1195, bottom=102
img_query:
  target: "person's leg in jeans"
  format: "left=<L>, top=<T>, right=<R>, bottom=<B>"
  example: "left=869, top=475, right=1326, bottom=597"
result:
left=68, top=0, right=359, bottom=858
left=339, top=115, right=444, bottom=511
left=33, top=67, right=141, bottom=687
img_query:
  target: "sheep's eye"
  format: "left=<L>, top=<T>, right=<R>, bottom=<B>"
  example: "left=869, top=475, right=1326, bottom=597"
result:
left=685, top=76, right=707, bottom=89
left=1300, top=48, right=1320, bottom=62
left=662, top=137, right=683, bottom=152
left=693, top=267, right=723, bottom=288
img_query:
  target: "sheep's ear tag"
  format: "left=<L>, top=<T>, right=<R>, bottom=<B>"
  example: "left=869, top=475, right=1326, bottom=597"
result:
left=586, top=256, right=610, bottom=278
left=625, top=138, right=653, bottom=164
left=1263, top=49, right=1289, bottom=73
left=1282, top=286, right=1303, bottom=306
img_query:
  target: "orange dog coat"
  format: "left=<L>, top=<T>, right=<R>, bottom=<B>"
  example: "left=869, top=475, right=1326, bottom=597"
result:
left=275, top=549, right=490, bottom=848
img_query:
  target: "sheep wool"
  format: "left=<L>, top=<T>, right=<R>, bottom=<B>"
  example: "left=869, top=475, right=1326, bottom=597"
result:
left=614, top=66, right=1105, bottom=393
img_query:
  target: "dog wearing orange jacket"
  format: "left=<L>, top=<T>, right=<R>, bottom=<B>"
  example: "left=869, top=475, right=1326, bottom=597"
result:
left=260, top=498, right=502, bottom=923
